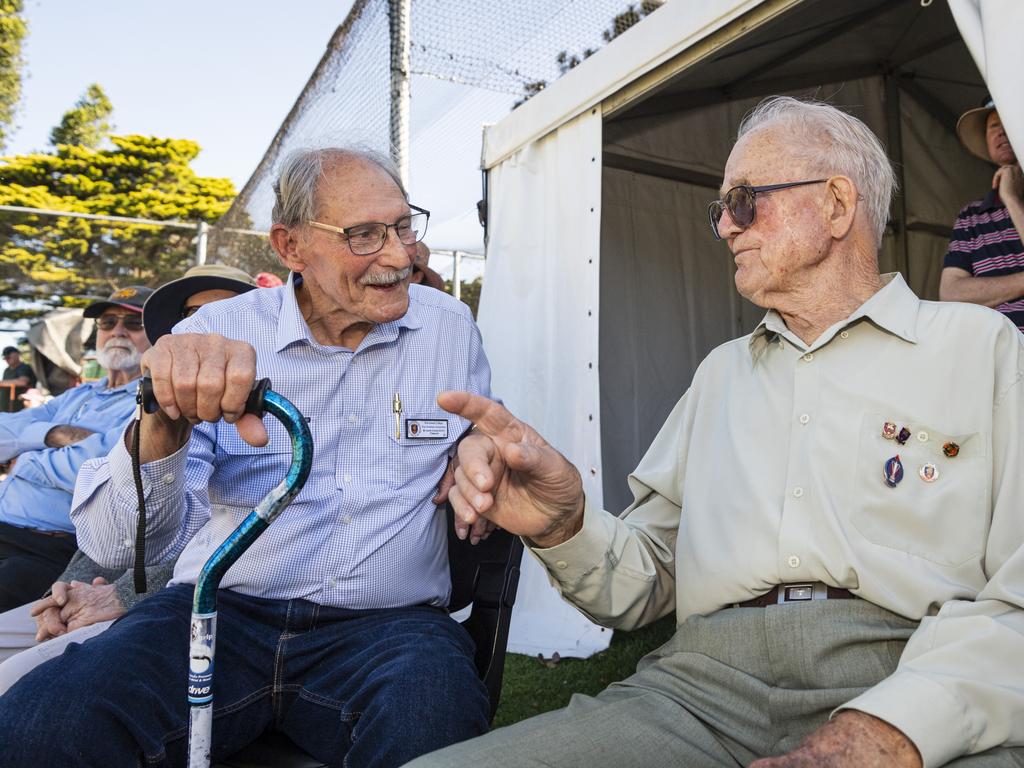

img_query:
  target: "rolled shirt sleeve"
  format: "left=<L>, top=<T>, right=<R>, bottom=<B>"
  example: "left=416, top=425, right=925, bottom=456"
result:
left=71, top=424, right=215, bottom=569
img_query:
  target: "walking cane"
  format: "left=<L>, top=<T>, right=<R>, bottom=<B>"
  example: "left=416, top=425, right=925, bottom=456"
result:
left=138, top=377, right=313, bottom=768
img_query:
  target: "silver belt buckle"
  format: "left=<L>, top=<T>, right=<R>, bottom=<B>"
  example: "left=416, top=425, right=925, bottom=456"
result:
left=778, top=582, right=828, bottom=604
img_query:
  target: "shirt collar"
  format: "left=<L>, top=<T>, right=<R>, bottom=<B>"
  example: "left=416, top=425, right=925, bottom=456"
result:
left=274, top=272, right=423, bottom=353
left=978, top=188, right=1001, bottom=212
left=748, top=272, right=920, bottom=362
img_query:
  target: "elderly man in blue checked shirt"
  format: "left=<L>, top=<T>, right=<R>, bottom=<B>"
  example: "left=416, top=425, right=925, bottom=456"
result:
left=0, top=148, right=496, bottom=768
left=0, top=285, right=153, bottom=610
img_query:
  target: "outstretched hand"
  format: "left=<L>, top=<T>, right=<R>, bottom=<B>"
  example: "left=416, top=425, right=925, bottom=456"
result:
left=437, top=391, right=585, bottom=548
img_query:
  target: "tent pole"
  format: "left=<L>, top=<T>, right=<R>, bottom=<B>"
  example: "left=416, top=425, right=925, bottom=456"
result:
left=884, top=74, right=909, bottom=281
left=389, top=0, right=412, bottom=187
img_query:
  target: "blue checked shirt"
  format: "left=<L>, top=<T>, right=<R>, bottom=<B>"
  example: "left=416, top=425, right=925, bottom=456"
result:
left=71, top=279, right=492, bottom=609
left=0, top=377, right=139, bottom=533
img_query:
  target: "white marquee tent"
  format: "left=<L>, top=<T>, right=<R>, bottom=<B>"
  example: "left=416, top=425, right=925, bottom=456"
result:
left=480, top=0, right=1024, bottom=657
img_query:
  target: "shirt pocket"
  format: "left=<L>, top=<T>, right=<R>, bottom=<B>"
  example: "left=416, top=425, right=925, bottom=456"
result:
left=382, top=407, right=461, bottom=492
left=213, top=420, right=296, bottom=508
left=851, top=412, right=989, bottom=567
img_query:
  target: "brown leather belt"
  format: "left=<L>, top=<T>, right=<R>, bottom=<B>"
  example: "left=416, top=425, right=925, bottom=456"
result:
left=26, top=528, right=73, bottom=538
left=735, top=582, right=856, bottom=608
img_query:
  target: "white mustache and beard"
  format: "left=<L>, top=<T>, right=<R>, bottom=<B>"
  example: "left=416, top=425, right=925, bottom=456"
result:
left=97, top=337, right=142, bottom=372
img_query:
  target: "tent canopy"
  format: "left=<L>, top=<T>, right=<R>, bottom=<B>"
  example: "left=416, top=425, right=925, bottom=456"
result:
left=27, top=308, right=92, bottom=396
left=477, top=0, right=1013, bottom=657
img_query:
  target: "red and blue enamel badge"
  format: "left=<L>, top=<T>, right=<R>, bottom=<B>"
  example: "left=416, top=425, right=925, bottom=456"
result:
left=884, top=455, right=904, bottom=488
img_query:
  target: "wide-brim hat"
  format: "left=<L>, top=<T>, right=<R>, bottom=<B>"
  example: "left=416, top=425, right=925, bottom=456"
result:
left=83, top=285, right=154, bottom=318
left=956, top=96, right=997, bottom=163
left=143, top=263, right=257, bottom=343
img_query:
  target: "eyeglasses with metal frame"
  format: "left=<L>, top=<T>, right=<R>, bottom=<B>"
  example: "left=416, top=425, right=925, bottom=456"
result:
left=306, top=204, right=430, bottom=256
left=95, top=313, right=144, bottom=332
left=708, top=179, right=827, bottom=240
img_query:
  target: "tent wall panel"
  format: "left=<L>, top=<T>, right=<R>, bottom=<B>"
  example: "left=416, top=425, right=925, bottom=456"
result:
left=477, top=108, right=611, bottom=657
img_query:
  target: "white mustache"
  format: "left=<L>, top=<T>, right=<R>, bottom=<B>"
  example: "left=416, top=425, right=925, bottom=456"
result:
left=360, top=267, right=411, bottom=286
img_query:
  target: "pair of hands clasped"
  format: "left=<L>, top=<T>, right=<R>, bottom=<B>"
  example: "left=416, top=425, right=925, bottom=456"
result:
left=31, top=578, right=125, bottom=642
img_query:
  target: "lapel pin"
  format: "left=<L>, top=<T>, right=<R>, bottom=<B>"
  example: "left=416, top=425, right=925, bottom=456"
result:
left=884, top=455, right=904, bottom=488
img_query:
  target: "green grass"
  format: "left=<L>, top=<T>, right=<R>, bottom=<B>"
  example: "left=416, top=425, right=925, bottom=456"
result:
left=493, top=614, right=676, bottom=728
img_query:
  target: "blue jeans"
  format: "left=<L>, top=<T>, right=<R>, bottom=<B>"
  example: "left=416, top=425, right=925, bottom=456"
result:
left=0, top=584, right=489, bottom=767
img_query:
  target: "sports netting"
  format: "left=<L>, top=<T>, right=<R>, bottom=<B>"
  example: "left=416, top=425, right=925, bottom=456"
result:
left=211, top=0, right=665, bottom=276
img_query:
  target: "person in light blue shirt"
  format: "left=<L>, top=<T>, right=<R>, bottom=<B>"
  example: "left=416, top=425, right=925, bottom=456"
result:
left=0, top=286, right=153, bottom=610
left=0, top=148, right=495, bottom=768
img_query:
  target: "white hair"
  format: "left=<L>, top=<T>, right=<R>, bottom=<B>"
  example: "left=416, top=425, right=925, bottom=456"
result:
left=271, top=147, right=407, bottom=228
left=737, top=96, right=897, bottom=247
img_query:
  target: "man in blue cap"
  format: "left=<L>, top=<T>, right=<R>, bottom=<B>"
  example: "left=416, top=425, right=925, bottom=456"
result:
left=0, top=286, right=152, bottom=609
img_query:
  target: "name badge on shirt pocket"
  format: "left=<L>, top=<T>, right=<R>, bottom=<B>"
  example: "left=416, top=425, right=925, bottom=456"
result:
left=405, top=419, right=449, bottom=440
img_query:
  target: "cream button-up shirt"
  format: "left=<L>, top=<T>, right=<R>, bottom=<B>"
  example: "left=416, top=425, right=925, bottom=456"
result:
left=533, top=274, right=1024, bottom=767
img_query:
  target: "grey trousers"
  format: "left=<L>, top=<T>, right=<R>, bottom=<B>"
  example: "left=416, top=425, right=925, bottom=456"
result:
left=407, top=600, right=1023, bottom=767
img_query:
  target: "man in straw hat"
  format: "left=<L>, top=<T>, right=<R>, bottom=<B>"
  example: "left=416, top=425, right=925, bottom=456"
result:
left=939, top=96, right=1024, bottom=332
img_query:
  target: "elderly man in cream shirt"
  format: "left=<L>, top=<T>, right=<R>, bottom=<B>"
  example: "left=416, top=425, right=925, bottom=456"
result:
left=410, top=97, right=1024, bottom=768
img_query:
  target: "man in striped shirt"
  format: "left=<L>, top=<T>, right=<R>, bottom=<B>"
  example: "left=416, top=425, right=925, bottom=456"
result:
left=0, top=148, right=495, bottom=768
left=940, top=98, right=1024, bottom=331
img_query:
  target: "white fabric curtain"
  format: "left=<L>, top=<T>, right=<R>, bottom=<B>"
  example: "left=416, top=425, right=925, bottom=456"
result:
left=949, top=0, right=1024, bottom=156
left=478, top=108, right=612, bottom=657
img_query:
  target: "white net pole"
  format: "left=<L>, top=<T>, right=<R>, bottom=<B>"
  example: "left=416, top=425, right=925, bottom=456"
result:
left=389, top=0, right=412, bottom=186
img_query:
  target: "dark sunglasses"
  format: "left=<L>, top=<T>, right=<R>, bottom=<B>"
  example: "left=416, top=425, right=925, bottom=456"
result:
left=708, top=179, right=827, bottom=240
left=181, top=304, right=202, bottom=320
left=96, top=313, right=144, bottom=332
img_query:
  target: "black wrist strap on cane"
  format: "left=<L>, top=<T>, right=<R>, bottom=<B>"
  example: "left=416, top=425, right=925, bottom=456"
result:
left=131, top=386, right=147, bottom=594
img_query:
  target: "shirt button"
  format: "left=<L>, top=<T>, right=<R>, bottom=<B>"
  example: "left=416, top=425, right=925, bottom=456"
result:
left=840, top=331, right=849, bottom=339
left=787, top=555, right=801, bottom=568
left=343, top=473, right=352, bottom=483
left=916, top=431, right=928, bottom=442
left=342, top=514, right=352, bottom=525
left=555, top=560, right=568, bottom=570
left=348, top=414, right=358, bottom=424
left=792, top=487, right=804, bottom=498
left=329, top=578, right=338, bottom=587
left=162, top=473, right=175, bottom=484
left=122, top=538, right=132, bottom=548
left=799, top=414, right=810, bottom=425
left=802, top=353, right=814, bottom=362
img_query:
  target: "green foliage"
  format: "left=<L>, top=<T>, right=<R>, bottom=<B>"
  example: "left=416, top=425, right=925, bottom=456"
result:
left=493, top=614, right=675, bottom=727
left=49, top=83, right=113, bottom=148
left=444, top=275, right=482, bottom=318
left=0, top=0, right=27, bottom=152
left=514, top=1, right=663, bottom=110
left=0, top=134, right=237, bottom=320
